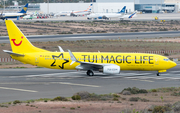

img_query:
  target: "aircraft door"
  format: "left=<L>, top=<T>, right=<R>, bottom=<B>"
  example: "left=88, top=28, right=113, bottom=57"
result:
left=155, top=57, right=159, bottom=65
left=35, top=55, right=39, bottom=64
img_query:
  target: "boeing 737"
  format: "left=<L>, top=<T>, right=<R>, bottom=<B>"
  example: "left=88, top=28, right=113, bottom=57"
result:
left=3, top=20, right=176, bottom=76
left=54, top=4, right=92, bottom=17
left=0, top=3, right=29, bottom=20
left=87, top=6, right=126, bottom=20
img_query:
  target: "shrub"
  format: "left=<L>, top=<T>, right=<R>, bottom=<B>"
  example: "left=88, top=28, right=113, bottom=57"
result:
left=74, top=91, right=90, bottom=99
left=52, top=96, right=68, bottom=101
left=113, top=94, right=120, bottom=98
left=13, top=100, right=21, bottom=104
left=72, top=95, right=81, bottom=100
left=173, top=101, right=180, bottom=112
left=121, top=97, right=126, bottom=100
left=121, top=87, right=148, bottom=94
left=113, top=97, right=119, bottom=101
left=141, top=98, right=149, bottom=102
left=122, top=91, right=131, bottom=95
left=171, top=92, right=180, bottom=96
left=70, top=107, right=75, bottom=110
left=152, top=105, right=171, bottom=113
left=129, top=97, right=140, bottom=102
left=151, top=89, right=157, bottom=92
left=139, top=89, right=148, bottom=93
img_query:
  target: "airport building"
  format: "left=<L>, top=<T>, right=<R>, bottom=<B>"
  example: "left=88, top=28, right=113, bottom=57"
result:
left=38, top=0, right=178, bottom=14
left=39, top=2, right=134, bottom=14
left=0, top=0, right=179, bottom=14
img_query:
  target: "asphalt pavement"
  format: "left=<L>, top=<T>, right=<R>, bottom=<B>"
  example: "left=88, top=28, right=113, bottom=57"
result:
left=1, top=31, right=180, bottom=43
left=0, top=63, right=179, bottom=103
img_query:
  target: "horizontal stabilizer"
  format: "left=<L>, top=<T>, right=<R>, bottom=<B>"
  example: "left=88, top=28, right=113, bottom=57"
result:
left=3, top=50, right=24, bottom=56
left=58, top=46, right=64, bottom=52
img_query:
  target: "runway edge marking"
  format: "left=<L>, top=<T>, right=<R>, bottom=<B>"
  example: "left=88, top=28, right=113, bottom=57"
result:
left=0, top=86, right=37, bottom=92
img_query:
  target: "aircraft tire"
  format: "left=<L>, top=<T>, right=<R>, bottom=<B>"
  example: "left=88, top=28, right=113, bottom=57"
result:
left=157, top=73, right=160, bottom=76
left=87, top=70, right=94, bottom=76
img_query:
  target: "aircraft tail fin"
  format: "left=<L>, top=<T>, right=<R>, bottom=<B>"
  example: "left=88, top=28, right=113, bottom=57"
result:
left=128, top=12, right=136, bottom=18
left=18, top=3, right=28, bottom=13
left=5, top=20, right=49, bottom=53
left=118, top=6, right=126, bottom=13
left=85, top=4, right=93, bottom=11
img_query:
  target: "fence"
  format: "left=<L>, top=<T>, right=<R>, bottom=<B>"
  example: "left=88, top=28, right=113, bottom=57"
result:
left=0, top=58, right=16, bottom=62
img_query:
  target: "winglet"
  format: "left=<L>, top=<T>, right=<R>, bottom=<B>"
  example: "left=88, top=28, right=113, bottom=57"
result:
left=68, top=49, right=77, bottom=65
left=58, top=46, right=64, bottom=52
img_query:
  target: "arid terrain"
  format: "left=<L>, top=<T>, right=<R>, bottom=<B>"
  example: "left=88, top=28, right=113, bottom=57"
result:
left=0, top=20, right=180, bottom=36
left=0, top=87, right=180, bottom=113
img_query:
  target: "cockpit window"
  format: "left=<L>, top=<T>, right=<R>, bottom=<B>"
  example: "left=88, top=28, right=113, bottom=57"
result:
left=163, top=59, right=169, bottom=61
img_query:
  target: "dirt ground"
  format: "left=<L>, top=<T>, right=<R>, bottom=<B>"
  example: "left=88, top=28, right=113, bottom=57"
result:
left=0, top=91, right=180, bottom=113
left=0, top=20, right=180, bottom=36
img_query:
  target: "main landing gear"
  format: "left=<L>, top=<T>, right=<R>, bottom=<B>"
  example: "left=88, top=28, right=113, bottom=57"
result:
left=157, top=73, right=160, bottom=76
left=86, top=70, right=94, bottom=76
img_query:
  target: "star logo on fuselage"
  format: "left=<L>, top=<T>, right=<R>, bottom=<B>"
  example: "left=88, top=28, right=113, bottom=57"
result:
left=50, top=53, right=69, bottom=69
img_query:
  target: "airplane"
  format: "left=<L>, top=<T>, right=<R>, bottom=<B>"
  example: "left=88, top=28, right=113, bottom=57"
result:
left=0, top=3, right=29, bottom=20
left=119, top=12, right=137, bottom=20
left=3, top=20, right=177, bottom=76
left=87, top=6, right=126, bottom=20
left=22, top=11, right=38, bottom=20
left=54, top=4, right=92, bottom=17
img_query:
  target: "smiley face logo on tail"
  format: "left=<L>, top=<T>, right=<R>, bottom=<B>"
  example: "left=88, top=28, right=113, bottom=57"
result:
left=11, top=36, right=23, bottom=46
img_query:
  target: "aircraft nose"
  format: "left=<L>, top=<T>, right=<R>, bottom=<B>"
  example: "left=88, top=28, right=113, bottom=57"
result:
left=169, top=61, right=177, bottom=68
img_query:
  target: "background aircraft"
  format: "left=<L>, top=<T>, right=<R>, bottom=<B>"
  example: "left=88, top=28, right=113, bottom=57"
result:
left=0, top=3, right=29, bottom=20
left=87, top=6, right=126, bottom=20
left=22, top=11, right=38, bottom=20
left=54, top=4, right=92, bottom=17
left=119, top=12, right=137, bottom=20
left=3, top=20, right=177, bottom=76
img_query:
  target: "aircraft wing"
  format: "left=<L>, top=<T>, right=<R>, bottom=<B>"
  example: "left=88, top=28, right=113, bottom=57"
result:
left=3, top=50, right=25, bottom=56
left=68, top=49, right=118, bottom=70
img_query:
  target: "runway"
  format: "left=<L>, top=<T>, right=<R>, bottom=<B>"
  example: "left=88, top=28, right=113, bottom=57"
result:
left=1, top=31, right=180, bottom=43
left=0, top=64, right=179, bottom=103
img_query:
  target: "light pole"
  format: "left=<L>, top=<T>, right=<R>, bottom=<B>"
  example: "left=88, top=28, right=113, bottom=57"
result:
left=134, top=0, right=135, bottom=12
left=47, top=0, right=49, bottom=14
left=3, top=0, right=6, bottom=12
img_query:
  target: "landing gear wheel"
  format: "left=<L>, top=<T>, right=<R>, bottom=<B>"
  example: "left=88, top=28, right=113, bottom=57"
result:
left=157, top=73, right=160, bottom=76
left=86, top=70, right=94, bottom=76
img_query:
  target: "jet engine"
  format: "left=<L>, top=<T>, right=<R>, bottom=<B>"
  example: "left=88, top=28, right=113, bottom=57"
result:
left=99, top=65, right=120, bottom=74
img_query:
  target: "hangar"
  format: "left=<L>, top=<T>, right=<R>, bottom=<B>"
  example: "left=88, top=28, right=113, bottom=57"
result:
left=1, top=0, right=178, bottom=14
left=39, top=2, right=134, bottom=14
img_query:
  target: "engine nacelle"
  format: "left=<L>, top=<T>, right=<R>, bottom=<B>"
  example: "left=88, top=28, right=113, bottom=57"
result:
left=99, top=65, right=120, bottom=74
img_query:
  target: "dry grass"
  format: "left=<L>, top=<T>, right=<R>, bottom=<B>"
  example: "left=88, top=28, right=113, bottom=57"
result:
left=0, top=20, right=180, bottom=36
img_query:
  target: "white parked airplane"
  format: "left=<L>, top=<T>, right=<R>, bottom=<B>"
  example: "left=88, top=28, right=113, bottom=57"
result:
left=87, top=6, right=126, bottom=20
left=23, top=11, right=38, bottom=20
left=54, top=4, right=92, bottom=17
left=0, top=3, right=28, bottom=20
